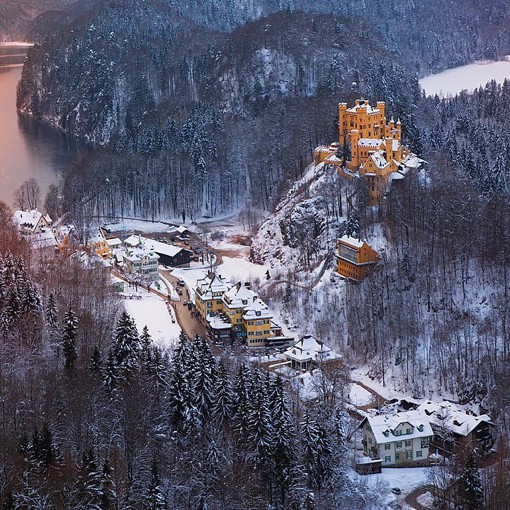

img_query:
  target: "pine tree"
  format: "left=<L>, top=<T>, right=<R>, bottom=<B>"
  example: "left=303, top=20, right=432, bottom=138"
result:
left=343, top=215, right=360, bottom=238
left=458, top=452, right=484, bottom=510
left=99, top=460, right=117, bottom=510
left=144, top=459, right=166, bottom=510
left=301, top=412, right=332, bottom=492
left=211, top=359, right=234, bottom=425
left=45, top=292, right=59, bottom=331
left=112, top=312, right=140, bottom=374
left=61, top=308, right=78, bottom=370
left=102, top=349, right=119, bottom=392
left=90, top=345, right=102, bottom=372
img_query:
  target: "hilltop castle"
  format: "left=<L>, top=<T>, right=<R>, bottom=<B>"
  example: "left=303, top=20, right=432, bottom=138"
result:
left=315, top=99, right=415, bottom=204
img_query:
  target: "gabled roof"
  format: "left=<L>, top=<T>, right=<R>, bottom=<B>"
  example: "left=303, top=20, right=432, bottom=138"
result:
left=223, top=282, right=258, bottom=309
left=284, top=335, right=341, bottom=363
left=362, top=150, right=389, bottom=170
left=358, top=138, right=384, bottom=148
left=124, top=234, right=185, bottom=258
left=339, top=235, right=364, bottom=249
left=242, top=298, right=272, bottom=320
left=417, top=401, right=493, bottom=437
left=196, top=273, right=230, bottom=299
left=125, top=244, right=159, bottom=262
left=364, top=410, right=433, bottom=445
left=30, top=230, right=57, bottom=249
left=13, top=209, right=51, bottom=231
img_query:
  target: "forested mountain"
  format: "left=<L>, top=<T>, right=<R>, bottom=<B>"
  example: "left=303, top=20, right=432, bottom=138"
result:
left=0, top=0, right=97, bottom=41
left=18, top=2, right=422, bottom=220
left=16, top=0, right=510, bottom=220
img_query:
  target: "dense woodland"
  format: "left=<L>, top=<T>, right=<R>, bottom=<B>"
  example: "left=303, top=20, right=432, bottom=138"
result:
left=4, top=0, right=510, bottom=507
left=14, top=0, right=510, bottom=221
left=0, top=209, right=387, bottom=509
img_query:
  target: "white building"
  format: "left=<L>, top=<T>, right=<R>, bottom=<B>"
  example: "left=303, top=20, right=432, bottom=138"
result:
left=13, top=209, right=52, bottom=234
left=283, top=335, right=341, bottom=371
left=361, top=410, right=434, bottom=466
left=124, top=241, right=160, bottom=282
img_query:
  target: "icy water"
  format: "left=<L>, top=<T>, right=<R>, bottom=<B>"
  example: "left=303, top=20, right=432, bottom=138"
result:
left=0, top=44, right=83, bottom=208
left=419, top=60, right=510, bottom=98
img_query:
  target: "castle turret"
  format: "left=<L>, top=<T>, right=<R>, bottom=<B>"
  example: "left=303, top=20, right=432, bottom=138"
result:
left=396, top=118, right=401, bottom=142
left=350, top=129, right=360, bottom=168
left=338, top=103, right=347, bottom=144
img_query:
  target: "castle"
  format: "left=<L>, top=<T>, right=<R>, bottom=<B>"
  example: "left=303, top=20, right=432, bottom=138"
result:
left=315, top=99, right=413, bottom=204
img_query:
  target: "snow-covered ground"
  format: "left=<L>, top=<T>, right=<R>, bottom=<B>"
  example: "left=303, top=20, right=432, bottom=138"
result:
left=217, top=256, right=268, bottom=283
left=349, top=383, right=374, bottom=406
left=123, top=289, right=181, bottom=350
left=103, top=219, right=172, bottom=233
left=365, top=466, right=431, bottom=497
left=419, top=60, right=510, bottom=97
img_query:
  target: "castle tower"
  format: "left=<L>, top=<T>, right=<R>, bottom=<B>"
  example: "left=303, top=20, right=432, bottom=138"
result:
left=396, top=118, right=401, bottom=142
left=350, top=129, right=360, bottom=168
left=338, top=103, right=347, bottom=144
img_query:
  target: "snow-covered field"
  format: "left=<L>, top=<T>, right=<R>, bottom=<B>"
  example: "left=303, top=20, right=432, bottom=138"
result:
left=123, top=289, right=181, bottom=349
left=420, top=60, right=510, bottom=97
left=365, top=466, right=431, bottom=496
left=349, top=383, right=374, bottom=406
left=217, top=256, right=268, bottom=283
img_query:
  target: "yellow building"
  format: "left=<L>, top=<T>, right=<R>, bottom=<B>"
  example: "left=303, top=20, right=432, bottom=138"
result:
left=315, top=99, right=412, bottom=204
left=242, top=298, right=275, bottom=349
left=336, top=235, right=379, bottom=281
left=195, top=272, right=230, bottom=320
left=194, top=278, right=292, bottom=349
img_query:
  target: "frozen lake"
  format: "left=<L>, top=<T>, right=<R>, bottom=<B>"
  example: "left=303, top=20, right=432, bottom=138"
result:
left=419, top=60, right=510, bottom=98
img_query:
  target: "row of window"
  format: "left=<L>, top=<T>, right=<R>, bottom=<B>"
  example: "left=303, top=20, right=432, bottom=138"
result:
left=384, top=450, right=422, bottom=463
left=248, top=330, right=270, bottom=336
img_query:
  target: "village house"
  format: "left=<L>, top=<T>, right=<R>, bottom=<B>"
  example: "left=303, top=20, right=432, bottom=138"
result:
left=195, top=272, right=231, bottom=320
left=123, top=240, right=159, bottom=282
left=418, top=401, right=496, bottom=456
left=124, top=234, right=191, bottom=267
left=361, top=410, right=434, bottom=467
left=13, top=209, right=52, bottom=234
left=195, top=276, right=292, bottom=350
left=283, top=335, right=341, bottom=371
left=336, top=235, right=379, bottom=281
left=88, top=228, right=111, bottom=258
left=314, top=99, right=415, bottom=204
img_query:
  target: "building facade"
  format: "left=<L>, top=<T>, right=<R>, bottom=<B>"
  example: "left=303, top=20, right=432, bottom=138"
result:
left=315, top=99, right=412, bottom=204
left=361, top=411, right=434, bottom=467
left=336, top=235, right=379, bottom=281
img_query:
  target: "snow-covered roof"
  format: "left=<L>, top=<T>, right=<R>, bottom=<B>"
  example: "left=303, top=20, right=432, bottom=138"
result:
left=347, top=102, right=380, bottom=115
left=125, top=244, right=159, bottom=262
left=196, top=273, right=230, bottom=299
left=358, top=138, right=384, bottom=148
left=339, top=235, right=364, bottom=249
left=223, top=282, right=258, bottom=309
left=284, top=335, right=341, bottom=363
left=242, top=298, right=272, bottom=320
left=30, top=230, right=57, bottom=249
left=417, top=401, right=493, bottom=437
left=176, top=225, right=188, bottom=234
left=369, top=150, right=389, bottom=169
left=366, top=410, right=433, bottom=445
left=206, top=314, right=232, bottom=330
left=107, top=237, right=122, bottom=247
left=13, top=209, right=51, bottom=231
left=124, top=234, right=185, bottom=258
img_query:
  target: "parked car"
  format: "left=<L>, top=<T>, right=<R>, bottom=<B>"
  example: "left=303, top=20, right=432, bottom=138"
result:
left=391, top=488, right=402, bottom=495
left=178, top=279, right=186, bottom=286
